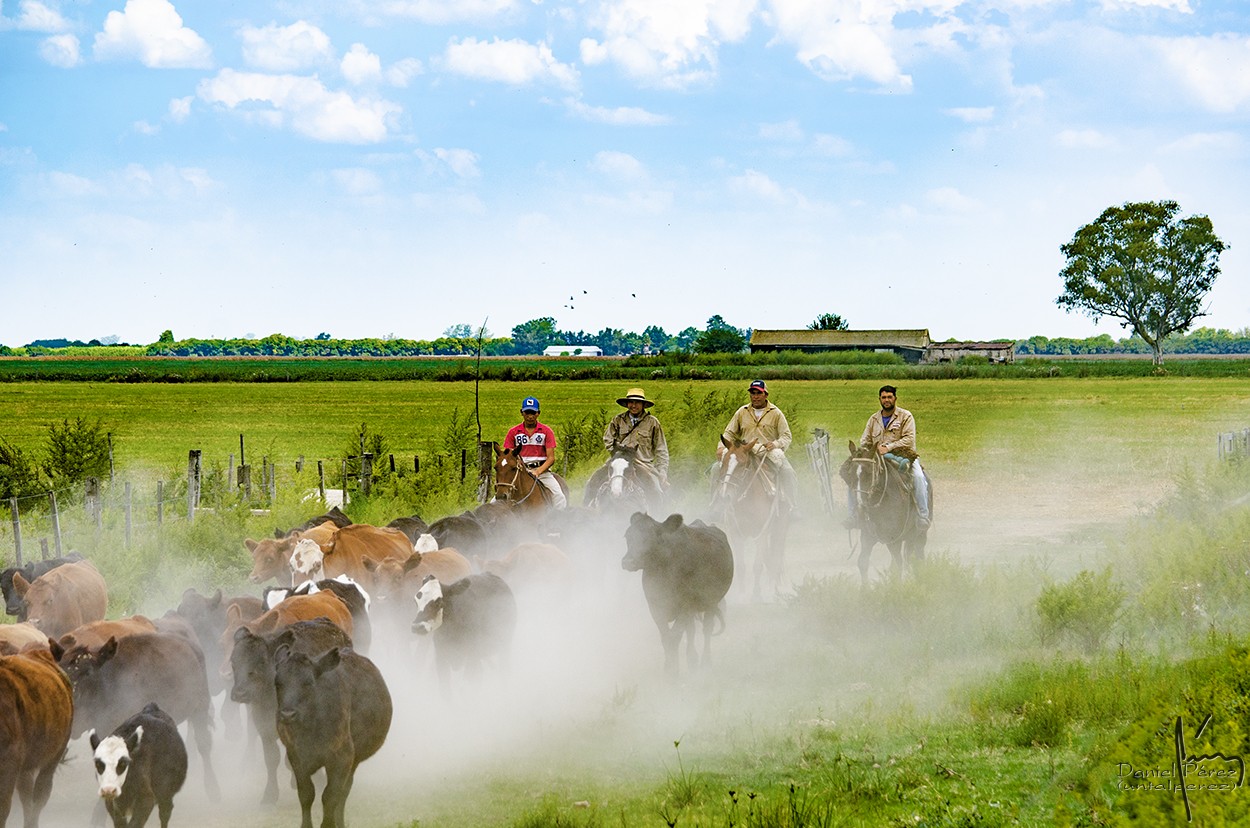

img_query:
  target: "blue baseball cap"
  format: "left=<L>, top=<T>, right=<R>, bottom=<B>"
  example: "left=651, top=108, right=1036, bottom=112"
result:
left=521, top=396, right=540, bottom=412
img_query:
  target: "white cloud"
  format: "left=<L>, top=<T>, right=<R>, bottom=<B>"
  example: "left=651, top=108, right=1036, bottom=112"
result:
left=386, top=57, right=424, bottom=87
left=433, top=148, right=480, bottom=178
left=766, top=0, right=915, bottom=90
left=729, top=168, right=787, bottom=203
left=14, top=0, right=69, bottom=31
left=946, top=106, right=994, bottom=123
left=1152, top=34, right=1250, bottom=113
left=197, top=69, right=401, bottom=144
left=39, top=33, right=80, bottom=67
left=240, top=21, right=334, bottom=72
left=564, top=98, right=670, bottom=125
left=134, top=120, right=160, bottom=135
left=1055, top=128, right=1116, bottom=149
left=342, top=43, right=383, bottom=85
left=1162, top=132, right=1242, bottom=154
left=580, top=0, right=756, bottom=88
left=811, top=133, right=854, bottom=157
left=590, top=150, right=647, bottom=181
left=332, top=167, right=384, bottom=196
left=169, top=96, right=192, bottom=121
left=442, top=37, right=579, bottom=89
left=93, top=0, right=212, bottom=69
left=47, top=170, right=103, bottom=197
left=373, top=0, right=521, bottom=25
left=1101, top=0, right=1191, bottom=10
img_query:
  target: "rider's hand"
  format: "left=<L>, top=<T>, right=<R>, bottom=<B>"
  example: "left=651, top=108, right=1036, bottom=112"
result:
left=877, top=444, right=889, bottom=455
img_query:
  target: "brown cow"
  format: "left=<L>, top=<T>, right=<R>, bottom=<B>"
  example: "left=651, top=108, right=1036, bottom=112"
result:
left=363, top=548, right=473, bottom=633
left=245, top=523, right=411, bottom=587
left=219, top=591, right=353, bottom=678
left=0, top=622, right=51, bottom=655
left=57, top=615, right=158, bottom=652
left=0, top=647, right=74, bottom=827
left=13, top=560, right=108, bottom=640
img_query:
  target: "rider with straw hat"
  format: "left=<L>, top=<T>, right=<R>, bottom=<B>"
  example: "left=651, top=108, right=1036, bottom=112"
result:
left=604, top=388, right=670, bottom=489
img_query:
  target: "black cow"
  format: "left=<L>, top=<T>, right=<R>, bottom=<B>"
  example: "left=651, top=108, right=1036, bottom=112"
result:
left=411, top=573, right=516, bottom=692
left=427, top=513, right=490, bottom=559
left=58, top=632, right=220, bottom=801
left=1, top=551, right=85, bottom=618
left=622, top=512, right=734, bottom=677
left=230, top=618, right=353, bottom=804
left=90, top=702, right=187, bottom=828
left=275, top=506, right=353, bottom=538
left=385, top=514, right=429, bottom=544
left=274, top=645, right=392, bottom=828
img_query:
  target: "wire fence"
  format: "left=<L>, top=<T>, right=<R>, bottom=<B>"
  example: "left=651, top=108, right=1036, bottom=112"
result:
left=2, top=445, right=497, bottom=567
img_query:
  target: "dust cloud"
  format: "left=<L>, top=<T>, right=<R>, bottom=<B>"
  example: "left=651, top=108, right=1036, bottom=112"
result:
left=25, top=423, right=1186, bottom=828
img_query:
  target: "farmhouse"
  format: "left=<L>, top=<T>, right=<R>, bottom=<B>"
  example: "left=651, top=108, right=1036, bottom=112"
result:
left=542, top=344, right=603, bottom=357
left=748, top=329, right=1015, bottom=364
left=749, top=329, right=932, bottom=364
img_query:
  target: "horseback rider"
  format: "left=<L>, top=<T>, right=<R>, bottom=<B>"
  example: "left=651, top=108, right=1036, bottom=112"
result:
left=584, top=387, right=670, bottom=505
left=503, top=396, right=567, bottom=509
left=718, top=380, right=800, bottom=513
left=850, top=385, right=930, bottom=529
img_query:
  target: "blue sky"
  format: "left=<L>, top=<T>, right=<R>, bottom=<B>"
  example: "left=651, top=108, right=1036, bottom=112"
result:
left=1, top=0, right=1247, bottom=346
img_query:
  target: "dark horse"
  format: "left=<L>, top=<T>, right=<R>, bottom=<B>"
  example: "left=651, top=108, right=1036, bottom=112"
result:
left=582, top=443, right=664, bottom=514
left=493, top=445, right=569, bottom=516
left=840, top=441, right=931, bottom=583
left=710, top=437, right=790, bottom=600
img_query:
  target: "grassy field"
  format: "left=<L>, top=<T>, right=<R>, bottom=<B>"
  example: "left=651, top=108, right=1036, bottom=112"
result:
left=6, top=376, right=1250, bottom=827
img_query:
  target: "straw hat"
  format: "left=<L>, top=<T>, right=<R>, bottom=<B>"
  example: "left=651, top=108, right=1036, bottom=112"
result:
left=616, top=388, right=654, bottom=408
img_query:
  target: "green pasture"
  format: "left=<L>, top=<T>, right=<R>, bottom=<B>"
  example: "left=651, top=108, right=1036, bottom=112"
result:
left=2, top=376, right=1247, bottom=478
left=6, top=376, right=1250, bottom=827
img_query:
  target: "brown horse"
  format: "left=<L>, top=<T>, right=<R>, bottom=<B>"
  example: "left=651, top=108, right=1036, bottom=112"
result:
left=840, top=441, right=930, bottom=583
left=710, top=437, right=790, bottom=600
left=493, top=445, right=569, bottom=516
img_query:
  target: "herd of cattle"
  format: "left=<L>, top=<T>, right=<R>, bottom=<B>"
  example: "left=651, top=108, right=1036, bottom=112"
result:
left=0, top=502, right=735, bottom=828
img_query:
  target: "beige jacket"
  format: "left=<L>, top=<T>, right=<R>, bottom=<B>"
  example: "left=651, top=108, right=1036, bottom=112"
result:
left=604, top=411, right=670, bottom=477
left=859, top=406, right=917, bottom=458
left=722, top=402, right=792, bottom=452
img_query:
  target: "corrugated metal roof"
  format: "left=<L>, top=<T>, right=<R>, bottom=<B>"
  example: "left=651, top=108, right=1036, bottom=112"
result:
left=750, top=329, right=932, bottom=348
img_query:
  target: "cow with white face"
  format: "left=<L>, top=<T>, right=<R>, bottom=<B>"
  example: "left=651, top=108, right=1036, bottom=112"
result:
left=411, top=573, right=516, bottom=694
left=289, top=538, right=325, bottom=586
left=90, top=702, right=188, bottom=828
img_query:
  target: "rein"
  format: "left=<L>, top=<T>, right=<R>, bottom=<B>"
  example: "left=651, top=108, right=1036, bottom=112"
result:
left=851, top=454, right=913, bottom=546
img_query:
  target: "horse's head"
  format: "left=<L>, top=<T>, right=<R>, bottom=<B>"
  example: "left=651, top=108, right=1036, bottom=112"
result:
left=493, top=445, right=532, bottom=502
left=713, top=437, right=759, bottom=501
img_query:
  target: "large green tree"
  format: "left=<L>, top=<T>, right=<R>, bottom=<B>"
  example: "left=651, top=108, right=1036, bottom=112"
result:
left=693, top=315, right=747, bottom=354
left=808, top=312, right=849, bottom=331
left=1057, top=200, right=1228, bottom=365
left=510, top=317, right=559, bottom=354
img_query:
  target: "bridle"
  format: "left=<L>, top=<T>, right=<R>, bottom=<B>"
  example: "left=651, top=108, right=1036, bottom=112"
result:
left=495, top=454, right=550, bottom=507
left=849, top=451, right=913, bottom=544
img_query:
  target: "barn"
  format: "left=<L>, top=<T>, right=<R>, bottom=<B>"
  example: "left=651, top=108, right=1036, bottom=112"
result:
left=749, top=329, right=932, bottom=364
left=748, top=329, right=1016, bottom=365
left=542, top=345, right=603, bottom=357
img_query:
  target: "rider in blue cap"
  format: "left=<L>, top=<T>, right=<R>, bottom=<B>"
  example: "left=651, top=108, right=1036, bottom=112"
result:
left=503, top=396, right=566, bottom=508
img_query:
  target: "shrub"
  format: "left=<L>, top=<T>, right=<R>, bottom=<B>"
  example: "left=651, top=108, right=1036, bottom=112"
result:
left=42, top=417, right=112, bottom=491
left=1036, top=569, right=1125, bottom=653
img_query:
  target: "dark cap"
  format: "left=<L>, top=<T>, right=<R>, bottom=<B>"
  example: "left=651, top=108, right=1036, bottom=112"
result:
left=748, top=380, right=767, bottom=393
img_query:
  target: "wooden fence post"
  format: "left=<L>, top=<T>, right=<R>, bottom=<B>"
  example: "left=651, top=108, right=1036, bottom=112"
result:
left=361, top=453, right=373, bottom=497
left=39, top=538, right=49, bottom=561
left=239, top=433, right=246, bottom=467
left=228, top=453, right=235, bottom=489
left=262, top=457, right=270, bottom=501
left=414, top=455, right=420, bottom=473
left=477, top=441, right=495, bottom=504
left=297, top=455, right=304, bottom=473
left=239, top=465, right=252, bottom=499
left=187, top=450, right=202, bottom=521
left=269, top=458, right=276, bottom=500
left=460, top=449, right=467, bottom=482
left=86, top=477, right=102, bottom=528
left=157, top=481, right=164, bottom=526
left=9, top=497, right=22, bottom=566
left=317, top=461, right=326, bottom=504
left=341, top=459, right=348, bottom=506
left=107, top=433, right=115, bottom=482
left=124, top=482, right=132, bottom=549
left=49, top=490, right=62, bottom=557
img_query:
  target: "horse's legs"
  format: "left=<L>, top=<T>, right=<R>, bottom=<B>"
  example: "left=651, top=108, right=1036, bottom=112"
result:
left=888, top=542, right=905, bottom=577
left=857, top=540, right=872, bottom=585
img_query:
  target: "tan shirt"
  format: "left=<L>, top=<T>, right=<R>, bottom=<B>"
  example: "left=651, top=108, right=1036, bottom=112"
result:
left=722, top=402, right=792, bottom=452
left=859, top=406, right=917, bottom=457
left=604, top=411, right=669, bottom=477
